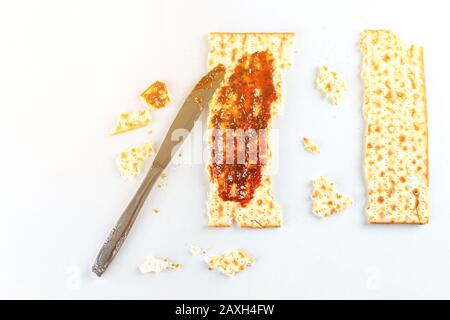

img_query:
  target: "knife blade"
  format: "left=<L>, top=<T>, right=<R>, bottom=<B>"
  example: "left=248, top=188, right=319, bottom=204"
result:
left=92, top=65, right=225, bottom=277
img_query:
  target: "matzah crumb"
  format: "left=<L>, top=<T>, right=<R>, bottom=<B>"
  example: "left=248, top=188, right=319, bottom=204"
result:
left=152, top=208, right=160, bottom=214
left=139, top=256, right=182, bottom=274
left=161, top=171, right=167, bottom=178
left=111, top=109, right=151, bottom=135
left=117, top=141, right=154, bottom=180
left=303, top=137, right=320, bottom=154
left=140, top=81, right=171, bottom=110
left=206, top=249, right=255, bottom=277
left=316, top=66, right=347, bottom=105
left=311, top=177, right=353, bottom=217
left=189, top=245, right=205, bottom=255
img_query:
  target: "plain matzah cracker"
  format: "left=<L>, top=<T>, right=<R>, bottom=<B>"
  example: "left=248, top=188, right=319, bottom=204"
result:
left=111, top=109, right=151, bottom=135
left=361, top=30, right=429, bottom=224
left=311, top=176, right=353, bottom=217
left=206, top=249, right=255, bottom=277
left=316, top=66, right=347, bottom=105
left=207, top=32, right=295, bottom=228
left=117, top=141, right=154, bottom=180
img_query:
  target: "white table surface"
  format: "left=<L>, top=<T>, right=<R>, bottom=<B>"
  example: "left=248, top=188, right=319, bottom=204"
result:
left=1, top=0, right=450, bottom=299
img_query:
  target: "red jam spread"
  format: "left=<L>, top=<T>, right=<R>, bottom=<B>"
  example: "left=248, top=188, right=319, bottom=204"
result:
left=209, top=51, right=277, bottom=207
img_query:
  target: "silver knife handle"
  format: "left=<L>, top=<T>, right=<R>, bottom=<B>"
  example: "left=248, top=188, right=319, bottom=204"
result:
left=92, top=164, right=163, bottom=277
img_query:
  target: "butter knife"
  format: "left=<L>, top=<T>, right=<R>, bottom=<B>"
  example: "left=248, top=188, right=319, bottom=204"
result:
left=92, top=65, right=225, bottom=277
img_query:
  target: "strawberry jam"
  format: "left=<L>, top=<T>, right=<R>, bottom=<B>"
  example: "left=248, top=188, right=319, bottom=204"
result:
left=209, top=51, right=277, bottom=207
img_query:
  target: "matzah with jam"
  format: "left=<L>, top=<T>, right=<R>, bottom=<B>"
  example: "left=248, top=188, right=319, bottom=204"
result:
left=207, top=33, right=295, bottom=228
left=140, top=81, right=171, bottom=110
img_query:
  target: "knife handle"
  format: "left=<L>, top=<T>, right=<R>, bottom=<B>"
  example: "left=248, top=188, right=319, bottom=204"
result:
left=92, top=164, right=164, bottom=277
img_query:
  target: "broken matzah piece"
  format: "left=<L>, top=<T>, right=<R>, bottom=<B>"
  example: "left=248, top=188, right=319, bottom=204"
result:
left=316, top=66, right=347, bottom=105
left=311, top=176, right=353, bottom=217
left=117, top=141, right=155, bottom=180
left=207, top=32, right=295, bottom=228
left=111, top=109, right=151, bottom=135
left=140, top=80, right=171, bottom=109
left=139, top=256, right=182, bottom=274
left=206, top=249, right=255, bottom=277
left=303, top=137, right=320, bottom=154
left=360, top=30, right=429, bottom=224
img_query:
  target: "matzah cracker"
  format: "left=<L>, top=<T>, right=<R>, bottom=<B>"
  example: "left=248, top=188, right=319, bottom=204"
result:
left=207, top=32, right=295, bottom=228
left=139, top=256, right=182, bottom=274
left=360, top=30, right=429, bottom=224
left=311, top=177, right=353, bottom=217
left=117, top=141, right=154, bottom=180
left=206, top=249, right=255, bottom=277
left=303, top=137, right=320, bottom=154
left=316, top=66, right=347, bottom=105
left=140, top=81, right=171, bottom=109
left=111, top=109, right=151, bottom=135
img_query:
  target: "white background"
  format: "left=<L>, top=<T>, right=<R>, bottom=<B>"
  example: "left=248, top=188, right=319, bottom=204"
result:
left=1, top=0, right=450, bottom=299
